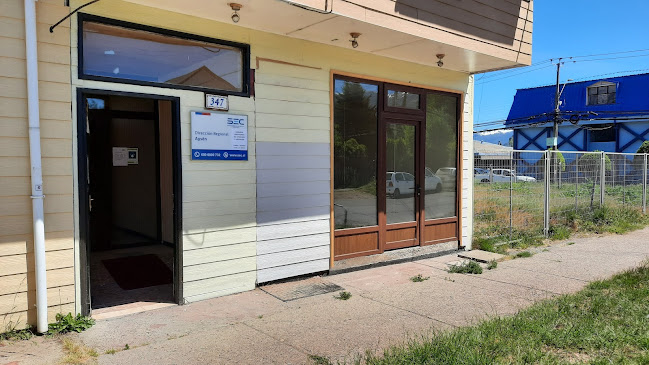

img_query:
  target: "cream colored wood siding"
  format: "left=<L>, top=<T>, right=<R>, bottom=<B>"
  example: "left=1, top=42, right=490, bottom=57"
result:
left=70, top=0, right=474, bottom=300
left=254, top=62, right=332, bottom=283
left=0, top=0, right=75, bottom=329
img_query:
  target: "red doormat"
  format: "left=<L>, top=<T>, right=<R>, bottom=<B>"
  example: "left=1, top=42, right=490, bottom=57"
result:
left=102, top=254, right=173, bottom=290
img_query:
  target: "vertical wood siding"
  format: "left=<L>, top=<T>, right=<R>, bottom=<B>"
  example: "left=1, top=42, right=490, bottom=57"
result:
left=0, top=0, right=75, bottom=328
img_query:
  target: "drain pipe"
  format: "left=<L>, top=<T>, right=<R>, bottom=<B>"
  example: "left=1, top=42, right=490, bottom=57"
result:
left=24, top=0, right=48, bottom=334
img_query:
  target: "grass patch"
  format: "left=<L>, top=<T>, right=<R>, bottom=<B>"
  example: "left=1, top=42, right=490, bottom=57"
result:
left=359, top=261, right=649, bottom=364
left=486, top=260, right=498, bottom=270
left=515, top=251, right=533, bottom=258
left=448, top=261, right=483, bottom=274
left=549, top=224, right=571, bottom=240
left=410, top=274, right=430, bottom=282
left=60, top=338, right=99, bottom=365
left=566, top=242, right=575, bottom=246
left=334, top=291, right=352, bottom=300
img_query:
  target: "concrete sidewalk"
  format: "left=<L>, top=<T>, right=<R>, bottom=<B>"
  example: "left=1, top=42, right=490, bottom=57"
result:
left=3, top=228, right=649, bottom=365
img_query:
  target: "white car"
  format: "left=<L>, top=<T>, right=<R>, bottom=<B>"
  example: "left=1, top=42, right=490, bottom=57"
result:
left=475, top=168, right=536, bottom=183
left=386, top=171, right=442, bottom=198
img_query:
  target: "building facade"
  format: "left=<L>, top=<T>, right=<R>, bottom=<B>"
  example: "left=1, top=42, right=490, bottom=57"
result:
left=508, top=73, right=649, bottom=154
left=1, top=0, right=533, bottom=329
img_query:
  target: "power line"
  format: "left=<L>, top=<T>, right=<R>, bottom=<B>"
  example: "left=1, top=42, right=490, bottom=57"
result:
left=476, top=64, right=555, bottom=84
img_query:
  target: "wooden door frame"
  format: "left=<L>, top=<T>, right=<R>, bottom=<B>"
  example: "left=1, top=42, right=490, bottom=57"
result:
left=76, top=88, right=183, bottom=316
left=380, top=115, right=423, bottom=251
left=330, top=71, right=464, bottom=264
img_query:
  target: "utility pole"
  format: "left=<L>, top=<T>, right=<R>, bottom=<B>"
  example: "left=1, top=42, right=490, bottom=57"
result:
left=552, top=59, right=562, bottom=186
left=553, top=59, right=561, bottom=151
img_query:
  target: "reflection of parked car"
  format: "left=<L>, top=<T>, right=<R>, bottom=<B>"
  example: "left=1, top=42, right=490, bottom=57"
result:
left=475, top=168, right=536, bottom=183
left=434, top=167, right=456, bottom=186
left=386, top=171, right=442, bottom=198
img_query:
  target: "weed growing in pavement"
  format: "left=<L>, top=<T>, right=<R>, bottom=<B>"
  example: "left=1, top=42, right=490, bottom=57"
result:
left=487, top=260, right=498, bottom=270
left=308, top=354, right=333, bottom=365
left=567, top=242, right=575, bottom=245
left=515, top=251, right=533, bottom=259
left=448, top=261, right=483, bottom=274
left=0, top=327, right=33, bottom=341
left=105, top=349, right=117, bottom=355
left=410, top=274, right=430, bottom=282
left=334, top=291, right=352, bottom=300
left=47, top=313, right=95, bottom=336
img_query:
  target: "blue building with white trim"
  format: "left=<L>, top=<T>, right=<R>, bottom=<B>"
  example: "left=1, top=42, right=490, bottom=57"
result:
left=506, top=73, right=649, bottom=154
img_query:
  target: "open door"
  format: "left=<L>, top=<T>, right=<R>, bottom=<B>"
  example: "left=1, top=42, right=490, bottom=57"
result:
left=78, top=91, right=182, bottom=316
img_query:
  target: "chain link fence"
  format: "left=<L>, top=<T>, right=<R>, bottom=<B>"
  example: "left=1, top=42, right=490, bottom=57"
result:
left=474, top=150, right=649, bottom=244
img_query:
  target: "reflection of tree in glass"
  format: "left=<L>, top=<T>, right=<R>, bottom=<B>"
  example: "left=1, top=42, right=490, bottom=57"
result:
left=426, top=94, right=457, bottom=172
left=386, top=124, right=415, bottom=174
left=333, top=81, right=378, bottom=190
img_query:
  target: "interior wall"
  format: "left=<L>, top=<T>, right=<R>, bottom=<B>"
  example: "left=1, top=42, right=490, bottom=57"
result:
left=109, top=97, right=158, bottom=240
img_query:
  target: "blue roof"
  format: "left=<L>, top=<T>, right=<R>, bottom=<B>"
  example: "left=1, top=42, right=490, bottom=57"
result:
left=505, top=72, right=649, bottom=126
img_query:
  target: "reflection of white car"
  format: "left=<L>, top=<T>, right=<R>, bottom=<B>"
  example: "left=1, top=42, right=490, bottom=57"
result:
left=434, top=167, right=456, bottom=186
left=476, top=168, right=536, bottom=183
left=386, top=171, right=442, bottom=198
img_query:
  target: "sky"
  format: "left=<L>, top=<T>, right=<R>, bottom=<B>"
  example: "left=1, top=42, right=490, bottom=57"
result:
left=473, top=1, right=649, bottom=132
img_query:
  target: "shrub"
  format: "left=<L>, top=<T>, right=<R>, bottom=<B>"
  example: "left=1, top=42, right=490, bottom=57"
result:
left=448, top=261, right=483, bottom=274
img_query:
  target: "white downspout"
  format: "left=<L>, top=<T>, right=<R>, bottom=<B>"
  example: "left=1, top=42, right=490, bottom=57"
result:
left=24, top=0, right=48, bottom=334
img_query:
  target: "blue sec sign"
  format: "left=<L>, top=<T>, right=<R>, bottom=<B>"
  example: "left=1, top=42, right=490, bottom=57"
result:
left=191, top=111, right=248, bottom=161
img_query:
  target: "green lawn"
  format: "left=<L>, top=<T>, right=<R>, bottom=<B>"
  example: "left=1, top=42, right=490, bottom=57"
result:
left=313, top=262, right=649, bottom=364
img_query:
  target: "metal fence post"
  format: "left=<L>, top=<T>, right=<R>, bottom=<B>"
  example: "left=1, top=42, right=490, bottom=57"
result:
left=642, top=153, right=647, bottom=214
left=600, top=152, right=606, bottom=207
left=508, top=151, right=513, bottom=240
left=575, top=154, right=578, bottom=213
left=544, top=151, right=550, bottom=237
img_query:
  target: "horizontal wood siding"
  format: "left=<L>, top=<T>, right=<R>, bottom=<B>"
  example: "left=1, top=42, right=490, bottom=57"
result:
left=0, top=0, right=75, bottom=324
left=256, top=141, right=331, bottom=283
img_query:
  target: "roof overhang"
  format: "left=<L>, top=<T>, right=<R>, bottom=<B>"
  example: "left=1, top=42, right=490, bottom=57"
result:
left=120, top=0, right=531, bottom=74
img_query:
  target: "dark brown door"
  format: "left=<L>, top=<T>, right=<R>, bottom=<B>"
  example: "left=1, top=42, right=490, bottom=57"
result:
left=87, top=104, right=113, bottom=252
left=383, top=118, right=421, bottom=250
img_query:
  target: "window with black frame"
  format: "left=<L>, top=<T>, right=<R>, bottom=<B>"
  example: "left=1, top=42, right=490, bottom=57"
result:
left=80, top=17, right=248, bottom=95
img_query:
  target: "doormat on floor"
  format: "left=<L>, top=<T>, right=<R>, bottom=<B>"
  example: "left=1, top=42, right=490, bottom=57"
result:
left=260, top=277, right=344, bottom=302
left=102, top=254, right=173, bottom=290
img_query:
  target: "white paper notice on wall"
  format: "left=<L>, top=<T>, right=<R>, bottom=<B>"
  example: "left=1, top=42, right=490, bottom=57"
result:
left=112, top=147, right=128, bottom=166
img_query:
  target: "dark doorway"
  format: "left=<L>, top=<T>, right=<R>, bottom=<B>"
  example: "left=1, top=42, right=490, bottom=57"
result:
left=78, top=91, right=182, bottom=316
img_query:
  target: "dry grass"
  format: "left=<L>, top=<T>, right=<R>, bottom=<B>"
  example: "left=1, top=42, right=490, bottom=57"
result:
left=59, top=338, right=99, bottom=365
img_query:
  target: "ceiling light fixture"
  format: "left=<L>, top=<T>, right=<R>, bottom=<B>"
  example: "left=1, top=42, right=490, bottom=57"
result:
left=436, top=54, right=445, bottom=67
left=350, top=32, right=361, bottom=49
left=229, top=3, right=242, bottom=23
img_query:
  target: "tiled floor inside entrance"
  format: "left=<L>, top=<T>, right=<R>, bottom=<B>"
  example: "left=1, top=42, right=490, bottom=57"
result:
left=90, top=244, right=175, bottom=320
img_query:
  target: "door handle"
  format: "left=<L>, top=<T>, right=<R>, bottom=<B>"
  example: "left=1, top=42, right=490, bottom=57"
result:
left=416, top=185, right=421, bottom=196
left=89, top=195, right=94, bottom=212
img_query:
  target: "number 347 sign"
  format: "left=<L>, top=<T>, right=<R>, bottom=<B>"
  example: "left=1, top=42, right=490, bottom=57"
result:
left=205, top=94, right=229, bottom=111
